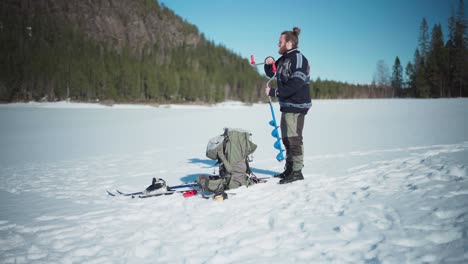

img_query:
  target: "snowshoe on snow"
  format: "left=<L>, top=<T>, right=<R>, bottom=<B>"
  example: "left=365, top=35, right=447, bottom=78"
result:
left=107, top=178, right=199, bottom=199
left=143, top=177, right=169, bottom=196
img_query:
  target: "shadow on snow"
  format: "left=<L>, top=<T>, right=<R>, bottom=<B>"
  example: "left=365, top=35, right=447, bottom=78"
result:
left=180, top=158, right=278, bottom=182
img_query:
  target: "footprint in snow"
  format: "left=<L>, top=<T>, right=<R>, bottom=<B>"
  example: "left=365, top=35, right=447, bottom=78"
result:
left=333, top=221, right=363, bottom=240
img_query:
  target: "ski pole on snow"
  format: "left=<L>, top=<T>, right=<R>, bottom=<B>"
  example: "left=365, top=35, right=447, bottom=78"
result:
left=250, top=55, right=285, bottom=162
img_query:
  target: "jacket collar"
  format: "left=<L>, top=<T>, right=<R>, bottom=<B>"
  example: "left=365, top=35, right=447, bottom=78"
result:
left=283, top=48, right=298, bottom=57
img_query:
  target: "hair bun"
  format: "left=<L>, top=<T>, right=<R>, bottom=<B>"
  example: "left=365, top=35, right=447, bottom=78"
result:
left=293, top=27, right=301, bottom=36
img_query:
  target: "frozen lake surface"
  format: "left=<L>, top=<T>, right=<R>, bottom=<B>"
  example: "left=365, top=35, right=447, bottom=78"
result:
left=0, top=99, right=467, bottom=263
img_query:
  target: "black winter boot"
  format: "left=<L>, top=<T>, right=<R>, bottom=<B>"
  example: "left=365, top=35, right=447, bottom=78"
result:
left=274, top=162, right=293, bottom=179
left=279, top=170, right=304, bottom=184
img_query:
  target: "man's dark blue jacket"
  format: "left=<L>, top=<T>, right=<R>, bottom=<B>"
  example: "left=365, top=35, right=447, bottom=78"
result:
left=264, top=49, right=312, bottom=114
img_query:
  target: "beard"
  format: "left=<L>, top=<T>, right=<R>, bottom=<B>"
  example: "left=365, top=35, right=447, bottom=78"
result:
left=278, top=45, right=287, bottom=55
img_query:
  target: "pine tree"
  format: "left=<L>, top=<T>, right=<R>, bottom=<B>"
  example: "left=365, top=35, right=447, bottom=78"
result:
left=417, top=18, right=433, bottom=97
left=427, top=24, right=447, bottom=97
left=405, top=61, right=415, bottom=97
left=391, top=56, right=403, bottom=98
left=413, top=49, right=425, bottom=97
left=456, top=0, right=467, bottom=96
left=419, top=18, right=430, bottom=58
left=448, top=0, right=468, bottom=96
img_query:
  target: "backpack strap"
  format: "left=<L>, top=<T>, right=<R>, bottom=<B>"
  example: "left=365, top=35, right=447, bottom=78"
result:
left=245, top=158, right=252, bottom=174
left=217, top=149, right=232, bottom=174
left=217, top=133, right=233, bottom=174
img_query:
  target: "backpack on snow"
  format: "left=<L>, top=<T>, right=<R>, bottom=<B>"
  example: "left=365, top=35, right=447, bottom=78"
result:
left=198, top=128, right=259, bottom=195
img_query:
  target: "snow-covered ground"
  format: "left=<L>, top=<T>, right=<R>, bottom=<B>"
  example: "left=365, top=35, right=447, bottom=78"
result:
left=0, top=99, right=467, bottom=263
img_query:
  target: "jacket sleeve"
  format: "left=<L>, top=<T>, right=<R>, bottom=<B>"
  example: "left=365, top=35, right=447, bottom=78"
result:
left=268, top=88, right=278, bottom=97
left=277, top=54, right=309, bottom=100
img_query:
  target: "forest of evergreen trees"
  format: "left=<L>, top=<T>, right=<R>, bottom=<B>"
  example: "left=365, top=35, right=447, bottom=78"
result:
left=0, top=1, right=264, bottom=103
left=387, top=0, right=468, bottom=98
left=0, top=0, right=466, bottom=103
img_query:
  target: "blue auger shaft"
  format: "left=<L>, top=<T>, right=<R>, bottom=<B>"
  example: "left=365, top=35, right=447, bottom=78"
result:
left=250, top=55, right=284, bottom=161
left=269, top=98, right=285, bottom=161
left=268, top=97, right=277, bottom=125
left=266, top=67, right=278, bottom=128
left=267, top=77, right=284, bottom=161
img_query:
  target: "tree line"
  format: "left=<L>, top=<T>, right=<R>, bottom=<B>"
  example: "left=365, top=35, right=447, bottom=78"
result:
left=1, top=0, right=466, bottom=103
left=385, top=0, right=467, bottom=98
left=0, top=2, right=264, bottom=103
left=289, top=0, right=467, bottom=100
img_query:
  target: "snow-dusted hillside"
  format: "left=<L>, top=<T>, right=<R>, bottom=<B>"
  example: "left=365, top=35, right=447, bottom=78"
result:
left=1, top=99, right=467, bottom=263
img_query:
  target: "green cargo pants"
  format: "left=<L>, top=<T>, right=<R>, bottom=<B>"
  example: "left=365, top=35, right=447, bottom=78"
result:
left=280, top=112, right=305, bottom=171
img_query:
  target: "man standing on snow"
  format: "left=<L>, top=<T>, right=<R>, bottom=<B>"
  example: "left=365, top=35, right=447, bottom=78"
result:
left=264, top=27, right=312, bottom=184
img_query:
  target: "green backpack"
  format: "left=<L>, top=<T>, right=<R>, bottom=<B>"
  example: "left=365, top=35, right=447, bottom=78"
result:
left=201, top=128, right=258, bottom=193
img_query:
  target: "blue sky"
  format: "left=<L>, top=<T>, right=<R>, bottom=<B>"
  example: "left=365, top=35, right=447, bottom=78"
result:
left=161, top=0, right=464, bottom=84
